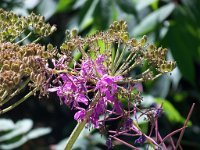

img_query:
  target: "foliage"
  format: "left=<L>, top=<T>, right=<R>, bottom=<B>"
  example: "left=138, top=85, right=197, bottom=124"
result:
left=0, top=118, right=51, bottom=150
left=0, top=0, right=199, bottom=149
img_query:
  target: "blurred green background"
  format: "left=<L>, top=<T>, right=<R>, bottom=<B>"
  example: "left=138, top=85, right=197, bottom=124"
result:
left=0, top=0, right=200, bottom=149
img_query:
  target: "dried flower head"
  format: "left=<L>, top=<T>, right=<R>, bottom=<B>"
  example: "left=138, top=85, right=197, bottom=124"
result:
left=0, top=9, right=57, bottom=113
left=0, top=8, right=56, bottom=43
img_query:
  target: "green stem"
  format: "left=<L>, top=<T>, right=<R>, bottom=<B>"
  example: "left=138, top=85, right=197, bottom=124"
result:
left=64, top=120, right=87, bottom=150
left=33, top=37, right=42, bottom=43
left=112, top=45, right=126, bottom=75
left=120, top=61, right=141, bottom=76
left=117, top=52, right=133, bottom=72
left=0, top=91, right=8, bottom=102
left=116, top=52, right=139, bottom=75
left=16, top=32, right=32, bottom=44
left=0, top=78, right=30, bottom=106
left=10, top=30, right=25, bottom=42
left=117, top=73, right=162, bottom=84
left=112, top=41, right=120, bottom=73
left=64, top=92, right=100, bottom=150
left=0, top=87, right=38, bottom=115
left=175, top=103, right=195, bottom=149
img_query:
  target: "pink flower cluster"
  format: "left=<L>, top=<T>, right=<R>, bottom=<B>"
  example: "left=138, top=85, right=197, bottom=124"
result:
left=49, top=55, right=123, bottom=128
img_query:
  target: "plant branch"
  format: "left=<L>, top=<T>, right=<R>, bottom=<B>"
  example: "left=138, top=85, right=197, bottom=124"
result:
left=109, top=135, right=140, bottom=150
left=0, top=78, right=30, bottom=106
left=0, top=87, right=38, bottom=115
left=64, top=92, right=100, bottom=150
left=16, top=32, right=32, bottom=44
left=175, top=103, right=195, bottom=149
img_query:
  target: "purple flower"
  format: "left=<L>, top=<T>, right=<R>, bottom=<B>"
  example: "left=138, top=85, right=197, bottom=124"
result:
left=51, top=55, right=67, bottom=70
left=80, top=59, right=94, bottom=77
left=74, top=109, right=86, bottom=121
left=95, top=74, right=122, bottom=96
left=113, top=100, right=123, bottom=114
left=155, top=107, right=163, bottom=118
left=96, top=55, right=107, bottom=76
left=48, top=54, right=125, bottom=128
left=76, top=94, right=88, bottom=105
left=124, top=118, right=133, bottom=129
left=106, top=138, right=112, bottom=149
left=95, top=74, right=123, bottom=113
left=134, top=135, right=146, bottom=144
left=150, top=103, right=163, bottom=118
left=90, top=98, right=106, bottom=128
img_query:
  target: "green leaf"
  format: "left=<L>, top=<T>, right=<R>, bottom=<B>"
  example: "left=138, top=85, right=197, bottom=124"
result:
left=93, top=0, right=111, bottom=30
left=163, top=3, right=200, bottom=85
left=162, top=7, right=198, bottom=85
left=155, top=98, right=186, bottom=124
left=150, top=75, right=171, bottom=98
left=111, top=0, right=118, bottom=21
left=37, top=0, right=56, bottom=20
left=79, top=0, right=99, bottom=31
left=0, top=119, right=15, bottom=132
left=56, top=0, right=75, bottom=13
left=27, top=128, right=52, bottom=139
left=133, top=3, right=175, bottom=36
left=0, top=119, right=33, bottom=142
left=135, top=0, right=158, bottom=11
left=142, top=96, right=190, bottom=125
left=116, top=0, right=137, bottom=15
left=98, top=40, right=106, bottom=54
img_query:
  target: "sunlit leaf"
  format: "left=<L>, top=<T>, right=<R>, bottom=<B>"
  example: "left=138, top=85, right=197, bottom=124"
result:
left=116, top=0, right=137, bottom=15
left=79, top=0, right=99, bottom=31
left=0, top=128, right=51, bottom=150
left=133, top=3, right=175, bottom=36
left=56, top=0, right=75, bottom=13
left=150, top=75, right=171, bottom=98
left=135, top=0, right=158, bottom=11
left=23, top=0, right=39, bottom=9
left=0, top=119, right=15, bottom=132
left=93, top=0, right=111, bottom=30
left=27, top=128, right=52, bottom=139
left=0, top=119, right=33, bottom=142
left=155, top=98, right=186, bottom=124
left=37, top=0, right=56, bottom=20
left=142, top=96, right=188, bottom=124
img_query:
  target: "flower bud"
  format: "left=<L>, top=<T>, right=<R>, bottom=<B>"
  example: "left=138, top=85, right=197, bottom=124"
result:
left=13, top=74, right=21, bottom=85
left=71, top=28, right=78, bottom=37
left=42, top=52, right=49, bottom=58
left=50, top=25, right=57, bottom=34
left=140, top=35, right=147, bottom=46
left=47, top=44, right=53, bottom=51
left=2, top=64, right=10, bottom=71
left=131, top=38, right=137, bottom=47
left=11, top=63, right=20, bottom=72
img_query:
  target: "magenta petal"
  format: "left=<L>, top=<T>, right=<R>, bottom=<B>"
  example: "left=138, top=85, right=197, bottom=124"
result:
left=74, top=109, right=86, bottom=121
left=96, top=55, right=107, bottom=75
left=113, top=100, right=123, bottom=114
left=114, top=76, right=123, bottom=81
left=48, top=87, right=60, bottom=92
left=77, top=94, right=88, bottom=105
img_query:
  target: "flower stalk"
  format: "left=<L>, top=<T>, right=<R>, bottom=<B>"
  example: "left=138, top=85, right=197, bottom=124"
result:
left=0, top=87, right=38, bottom=115
left=64, top=92, right=100, bottom=150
